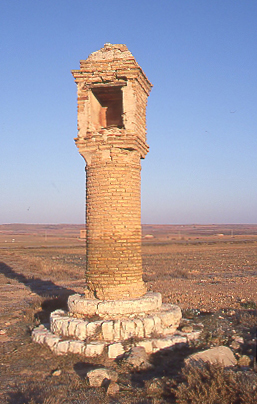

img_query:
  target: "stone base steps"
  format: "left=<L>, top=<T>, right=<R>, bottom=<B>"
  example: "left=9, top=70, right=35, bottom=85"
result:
left=32, top=293, right=201, bottom=359
left=32, top=323, right=201, bottom=358
left=49, top=303, right=182, bottom=342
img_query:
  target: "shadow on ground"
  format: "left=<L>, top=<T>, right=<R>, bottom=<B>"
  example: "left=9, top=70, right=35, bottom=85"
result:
left=74, top=361, right=103, bottom=378
left=0, top=261, right=75, bottom=298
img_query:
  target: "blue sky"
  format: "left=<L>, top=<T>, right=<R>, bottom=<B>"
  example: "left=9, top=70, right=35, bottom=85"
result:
left=1, top=0, right=256, bottom=224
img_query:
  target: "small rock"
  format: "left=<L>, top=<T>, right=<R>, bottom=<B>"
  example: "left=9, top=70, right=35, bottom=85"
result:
left=0, top=330, right=7, bottom=335
left=233, top=336, right=244, bottom=344
left=106, top=381, right=119, bottom=395
left=87, top=368, right=118, bottom=387
left=123, top=346, right=152, bottom=370
left=52, top=369, right=62, bottom=376
left=230, top=341, right=240, bottom=350
left=183, top=309, right=200, bottom=319
left=146, top=378, right=165, bottom=396
left=238, top=355, right=251, bottom=367
left=181, top=325, right=193, bottom=333
left=185, top=346, right=237, bottom=367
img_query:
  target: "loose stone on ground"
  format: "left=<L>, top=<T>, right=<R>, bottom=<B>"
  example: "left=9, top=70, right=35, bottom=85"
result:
left=122, top=346, right=153, bottom=370
left=87, top=368, right=118, bottom=387
left=185, top=346, right=237, bottom=367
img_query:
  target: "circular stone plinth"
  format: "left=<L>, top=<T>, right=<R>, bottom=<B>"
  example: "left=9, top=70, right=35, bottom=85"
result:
left=50, top=303, right=182, bottom=342
left=67, top=292, right=162, bottom=318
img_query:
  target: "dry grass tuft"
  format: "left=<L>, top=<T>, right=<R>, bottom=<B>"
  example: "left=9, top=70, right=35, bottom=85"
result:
left=240, top=300, right=257, bottom=310
left=171, top=362, right=257, bottom=404
left=7, top=384, right=66, bottom=404
left=171, top=267, right=191, bottom=279
left=234, top=309, right=257, bottom=327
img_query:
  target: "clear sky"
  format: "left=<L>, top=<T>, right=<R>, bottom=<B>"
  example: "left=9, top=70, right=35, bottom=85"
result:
left=1, top=0, right=256, bottom=224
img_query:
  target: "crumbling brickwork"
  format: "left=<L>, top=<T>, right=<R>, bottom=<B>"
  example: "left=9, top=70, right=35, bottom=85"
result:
left=72, top=44, right=152, bottom=300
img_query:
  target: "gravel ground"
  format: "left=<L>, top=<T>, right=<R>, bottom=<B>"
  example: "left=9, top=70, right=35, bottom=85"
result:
left=0, top=227, right=256, bottom=403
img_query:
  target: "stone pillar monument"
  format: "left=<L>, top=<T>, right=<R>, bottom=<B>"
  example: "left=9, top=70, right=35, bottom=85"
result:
left=71, top=44, right=152, bottom=300
left=32, top=45, right=188, bottom=359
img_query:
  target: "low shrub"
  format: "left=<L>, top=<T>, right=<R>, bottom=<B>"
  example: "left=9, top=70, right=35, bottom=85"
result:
left=171, top=362, right=257, bottom=404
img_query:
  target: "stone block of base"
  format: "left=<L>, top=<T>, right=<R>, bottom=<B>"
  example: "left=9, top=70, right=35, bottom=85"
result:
left=67, top=291, right=162, bottom=317
left=85, top=342, right=106, bottom=357
left=68, top=295, right=99, bottom=316
left=108, top=343, right=125, bottom=359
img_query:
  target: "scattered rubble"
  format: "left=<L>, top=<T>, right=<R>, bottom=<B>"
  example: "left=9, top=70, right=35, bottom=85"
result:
left=122, top=346, right=153, bottom=370
left=86, top=367, right=118, bottom=387
left=185, top=346, right=237, bottom=367
left=237, top=355, right=251, bottom=367
left=106, top=381, right=120, bottom=395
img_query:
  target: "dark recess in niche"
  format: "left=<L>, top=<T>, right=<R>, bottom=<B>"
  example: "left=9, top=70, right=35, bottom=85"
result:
left=92, top=86, right=124, bottom=128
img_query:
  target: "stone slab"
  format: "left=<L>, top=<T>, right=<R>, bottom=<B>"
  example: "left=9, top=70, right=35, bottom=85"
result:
left=69, top=340, right=85, bottom=354
left=185, top=346, right=237, bottom=367
left=67, top=292, right=162, bottom=317
left=68, top=294, right=99, bottom=316
left=54, top=340, right=70, bottom=355
left=102, top=321, right=114, bottom=341
left=44, top=334, right=61, bottom=349
left=108, top=342, right=125, bottom=359
left=97, top=292, right=162, bottom=316
left=158, top=304, right=182, bottom=327
left=85, top=342, right=106, bottom=357
left=136, top=340, right=153, bottom=354
left=75, top=321, right=88, bottom=340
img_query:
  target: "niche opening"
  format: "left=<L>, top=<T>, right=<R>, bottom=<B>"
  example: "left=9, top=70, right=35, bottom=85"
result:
left=91, top=86, right=124, bottom=129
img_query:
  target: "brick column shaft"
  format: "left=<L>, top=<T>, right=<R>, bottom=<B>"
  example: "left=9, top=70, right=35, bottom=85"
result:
left=85, top=149, right=146, bottom=299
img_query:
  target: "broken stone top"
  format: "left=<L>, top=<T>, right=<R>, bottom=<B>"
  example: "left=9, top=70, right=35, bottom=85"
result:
left=72, top=43, right=152, bottom=95
left=87, top=43, right=133, bottom=61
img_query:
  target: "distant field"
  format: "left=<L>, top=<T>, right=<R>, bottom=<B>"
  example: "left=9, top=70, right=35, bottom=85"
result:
left=0, top=223, right=257, bottom=311
left=1, top=223, right=257, bottom=249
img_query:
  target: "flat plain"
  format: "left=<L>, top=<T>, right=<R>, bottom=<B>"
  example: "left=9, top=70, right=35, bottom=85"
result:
left=0, top=224, right=256, bottom=403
